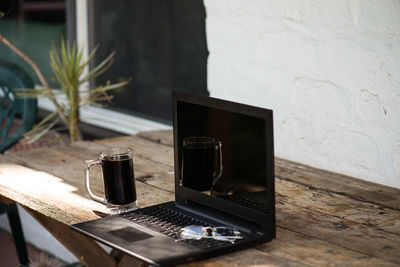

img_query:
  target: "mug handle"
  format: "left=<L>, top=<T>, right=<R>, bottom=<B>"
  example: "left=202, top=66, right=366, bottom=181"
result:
left=84, top=159, right=106, bottom=204
left=213, top=141, right=223, bottom=185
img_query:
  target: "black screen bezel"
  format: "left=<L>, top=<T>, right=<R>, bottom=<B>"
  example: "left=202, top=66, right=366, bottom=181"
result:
left=172, top=91, right=275, bottom=232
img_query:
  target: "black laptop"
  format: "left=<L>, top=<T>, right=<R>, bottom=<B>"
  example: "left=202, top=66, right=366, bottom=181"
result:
left=71, top=91, right=275, bottom=266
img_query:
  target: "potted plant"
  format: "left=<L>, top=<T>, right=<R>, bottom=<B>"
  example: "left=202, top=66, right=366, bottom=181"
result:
left=0, top=33, right=129, bottom=143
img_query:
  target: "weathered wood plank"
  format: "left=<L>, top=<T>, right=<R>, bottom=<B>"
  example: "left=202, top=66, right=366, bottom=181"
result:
left=0, top=156, right=101, bottom=224
left=3, top=139, right=175, bottom=210
left=3, top=182, right=396, bottom=267
left=276, top=179, right=400, bottom=235
left=138, top=130, right=174, bottom=146
left=176, top=226, right=398, bottom=267
left=276, top=158, right=400, bottom=210
left=257, top=228, right=398, bottom=267
left=4, top=149, right=399, bottom=264
left=10, top=140, right=171, bottom=191
left=0, top=153, right=174, bottom=226
left=181, top=245, right=308, bottom=267
left=276, top=200, right=400, bottom=265
left=2, top=130, right=400, bottom=266
left=38, top=140, right=175, bottom=193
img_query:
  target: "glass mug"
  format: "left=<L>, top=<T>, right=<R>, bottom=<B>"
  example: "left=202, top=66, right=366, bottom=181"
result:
left=181, top=137, right=223, bottom=192
left=84, top=147, right=138, bottom=214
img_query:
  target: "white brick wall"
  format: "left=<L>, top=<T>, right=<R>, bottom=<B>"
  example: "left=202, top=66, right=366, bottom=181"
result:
left=204, top=0, right=400, bottom=188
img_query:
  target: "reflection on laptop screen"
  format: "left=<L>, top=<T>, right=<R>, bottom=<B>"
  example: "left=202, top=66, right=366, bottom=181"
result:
left=177, top=100, right=270, bottom=214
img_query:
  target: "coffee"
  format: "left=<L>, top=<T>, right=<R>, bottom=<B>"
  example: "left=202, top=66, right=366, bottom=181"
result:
left=84, top=147, right=138, bottom=214
left=102, top=157, right=136, bottom=205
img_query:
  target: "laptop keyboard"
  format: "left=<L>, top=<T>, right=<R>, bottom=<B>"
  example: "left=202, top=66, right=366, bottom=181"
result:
left=120, top=205, right=233, bottom=250
left=219, top=194, right=269, bottom=214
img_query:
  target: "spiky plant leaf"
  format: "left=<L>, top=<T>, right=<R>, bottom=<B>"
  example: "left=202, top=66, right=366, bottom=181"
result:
left=20, top=39, right=129, bottom=143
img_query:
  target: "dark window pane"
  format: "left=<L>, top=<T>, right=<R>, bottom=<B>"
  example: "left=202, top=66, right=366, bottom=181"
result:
left=0, top=0, right=66, bottom=88
left=90, top=0, right=208, bottom=123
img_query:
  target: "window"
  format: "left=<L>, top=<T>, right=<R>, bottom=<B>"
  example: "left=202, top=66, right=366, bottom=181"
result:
left=1, top=1, right=206, bottom=134
left=88, top=0, right=209, bottom=124
left=0, top=0, right=67, bottom=88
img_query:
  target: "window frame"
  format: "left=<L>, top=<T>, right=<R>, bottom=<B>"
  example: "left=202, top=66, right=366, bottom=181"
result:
left=37, top=0, right=171, bottom=135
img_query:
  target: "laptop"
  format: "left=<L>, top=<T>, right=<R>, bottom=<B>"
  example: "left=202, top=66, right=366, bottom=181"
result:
left=71, top=91, right=275, bottom=266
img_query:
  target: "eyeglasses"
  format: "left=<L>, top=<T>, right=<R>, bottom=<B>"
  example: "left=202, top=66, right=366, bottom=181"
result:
left=176, top=225, right=243, bottom=244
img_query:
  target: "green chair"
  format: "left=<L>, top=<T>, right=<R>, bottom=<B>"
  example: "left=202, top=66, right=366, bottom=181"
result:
left=0, top=61, right=38, bottom=266
left=0, top=61, right=37, bottom=152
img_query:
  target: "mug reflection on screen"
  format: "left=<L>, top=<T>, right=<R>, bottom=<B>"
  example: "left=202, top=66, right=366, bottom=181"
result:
left=181, top=137, right=223, bottom=192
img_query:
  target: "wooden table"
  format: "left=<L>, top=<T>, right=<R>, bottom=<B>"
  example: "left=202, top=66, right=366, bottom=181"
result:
left=0, top=130, right=399, bottom=266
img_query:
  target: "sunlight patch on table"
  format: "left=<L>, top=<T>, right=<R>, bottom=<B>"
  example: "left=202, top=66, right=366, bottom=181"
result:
left=0, top=163, right=107, bottom=220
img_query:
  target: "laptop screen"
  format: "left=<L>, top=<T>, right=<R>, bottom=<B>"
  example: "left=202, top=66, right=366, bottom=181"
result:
left=173, top=92, right=275, bottom=229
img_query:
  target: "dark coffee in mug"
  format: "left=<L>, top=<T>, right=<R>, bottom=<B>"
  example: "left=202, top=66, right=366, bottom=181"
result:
left=84, top=147, right=138, bottom=214
left=102, top=157, right=136, bottom=205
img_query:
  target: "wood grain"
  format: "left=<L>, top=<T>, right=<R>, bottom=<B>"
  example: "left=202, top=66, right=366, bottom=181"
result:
left=275, top=158, right=400, bottom=210
left=276, top=178, right=400, bottom=235
left=0, top=130, right=399, bottom=266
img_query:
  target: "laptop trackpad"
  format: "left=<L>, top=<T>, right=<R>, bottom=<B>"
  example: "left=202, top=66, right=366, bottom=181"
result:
left=108, top=224, right=202, bottom=263
left=108, top=227, right=152, bottom=243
